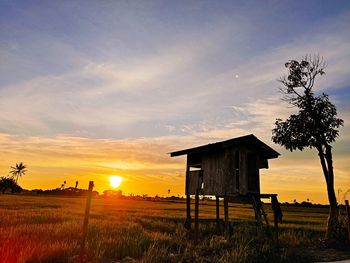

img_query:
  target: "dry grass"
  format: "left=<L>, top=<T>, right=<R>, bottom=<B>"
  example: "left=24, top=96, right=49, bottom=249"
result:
left=0, top=195, right=344, bottom=263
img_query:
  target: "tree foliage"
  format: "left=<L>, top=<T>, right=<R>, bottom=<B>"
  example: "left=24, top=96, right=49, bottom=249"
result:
left=272, top=56, right=343, bottom=152
left=9, top=162, right=27, bottom=183
left=272, top=55, right=344, bottom=239
left=0, top=177, right=22, bottom=194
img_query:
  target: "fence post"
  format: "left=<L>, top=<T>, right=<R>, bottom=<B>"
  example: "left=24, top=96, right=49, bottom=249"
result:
left=345, top=200, right=350, bottom=243
left=79, top=181, right=94, bottom=262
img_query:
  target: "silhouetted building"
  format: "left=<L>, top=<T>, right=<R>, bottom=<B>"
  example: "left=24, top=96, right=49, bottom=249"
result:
left=170, top=134, right=282, bottom=238
left=170, top=134, right=279, bottom=196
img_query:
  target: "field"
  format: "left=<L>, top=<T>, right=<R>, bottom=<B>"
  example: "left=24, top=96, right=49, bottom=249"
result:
left=0, top=195, right=349, bottom=263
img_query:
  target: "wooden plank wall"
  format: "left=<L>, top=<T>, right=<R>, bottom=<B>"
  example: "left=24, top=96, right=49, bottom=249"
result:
left=186, top=145, right=263, bottom=196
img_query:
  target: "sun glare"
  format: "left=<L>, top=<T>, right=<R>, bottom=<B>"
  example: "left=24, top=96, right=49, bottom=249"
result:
left=110, top=176, right=122, bottom=188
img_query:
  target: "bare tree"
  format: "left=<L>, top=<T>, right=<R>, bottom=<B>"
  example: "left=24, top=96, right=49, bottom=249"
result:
left=272, top=55, right=344, bottom=239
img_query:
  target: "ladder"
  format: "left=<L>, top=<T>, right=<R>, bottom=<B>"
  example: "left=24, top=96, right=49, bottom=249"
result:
left=251, top=194, right=269, bottom=225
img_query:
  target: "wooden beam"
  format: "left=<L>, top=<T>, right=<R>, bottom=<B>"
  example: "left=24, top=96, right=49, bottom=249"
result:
left=216, top=196, right=220, bottom=231
left=271, top=195, right=282, bottom=245
left=194, top=192, right=199, bottom=244
left=274, top=210, right=279, bottom=244
left=259, top=193, right=277, bottom=199
left=185, top=159, right=191, bottom=226
left=224, top=195, right=229, bottom=234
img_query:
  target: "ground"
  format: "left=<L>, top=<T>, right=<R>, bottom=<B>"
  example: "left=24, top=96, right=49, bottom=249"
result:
left=0, top=195, right=349, bottom=263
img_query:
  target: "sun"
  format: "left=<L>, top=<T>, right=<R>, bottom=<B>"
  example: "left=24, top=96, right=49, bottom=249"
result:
left=110, top=176, right=122, bottom=188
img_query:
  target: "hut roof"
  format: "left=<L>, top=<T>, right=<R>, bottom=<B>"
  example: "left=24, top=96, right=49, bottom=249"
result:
left=170, top=134, right=279, bottom=159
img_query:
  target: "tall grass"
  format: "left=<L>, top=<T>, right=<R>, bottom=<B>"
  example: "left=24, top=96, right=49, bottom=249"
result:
left=0, top=195, right=342, bottom=262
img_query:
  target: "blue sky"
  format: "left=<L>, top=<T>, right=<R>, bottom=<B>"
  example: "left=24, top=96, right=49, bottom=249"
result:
left=0, top=1, right=349, bottom=202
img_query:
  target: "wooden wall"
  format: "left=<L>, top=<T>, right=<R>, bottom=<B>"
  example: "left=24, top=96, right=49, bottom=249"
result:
left=186, top=144, right=266, bottom=196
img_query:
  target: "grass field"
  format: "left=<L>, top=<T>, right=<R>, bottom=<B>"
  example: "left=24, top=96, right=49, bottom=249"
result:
left=0, top=195, right=349, bottom=263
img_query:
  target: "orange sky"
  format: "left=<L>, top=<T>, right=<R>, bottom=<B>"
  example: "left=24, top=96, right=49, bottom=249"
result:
left=1, top=131, right=349, bottom=204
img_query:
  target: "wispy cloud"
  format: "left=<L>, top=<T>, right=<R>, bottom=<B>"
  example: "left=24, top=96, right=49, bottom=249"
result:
left=0, top=2, right=349, bottom=202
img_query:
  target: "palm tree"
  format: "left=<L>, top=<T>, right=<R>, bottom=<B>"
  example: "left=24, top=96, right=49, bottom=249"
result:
left=61, top=180, right=66, bottom=190
left=9, top=162, right=27, bottom=184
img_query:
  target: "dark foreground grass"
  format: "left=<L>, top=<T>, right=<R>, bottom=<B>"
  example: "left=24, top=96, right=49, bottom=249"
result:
left=0, top=195, right=348, bottom=263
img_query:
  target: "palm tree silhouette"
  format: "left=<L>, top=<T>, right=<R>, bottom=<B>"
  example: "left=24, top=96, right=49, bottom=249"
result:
left=10, top=162, right=27, bottom=184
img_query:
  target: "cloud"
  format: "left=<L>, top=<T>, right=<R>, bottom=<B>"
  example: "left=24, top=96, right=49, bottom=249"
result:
left=1, top=130, right=349, bottom=203
left=0, top=3, right=349, bottom=202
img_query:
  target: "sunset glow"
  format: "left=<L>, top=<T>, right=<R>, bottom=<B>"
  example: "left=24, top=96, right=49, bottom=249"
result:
left=0, top=1, right=349, bottom=204
left=110, top=176, right=122, bottom=188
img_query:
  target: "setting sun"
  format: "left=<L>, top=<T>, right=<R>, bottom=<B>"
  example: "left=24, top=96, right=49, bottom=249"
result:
left=109, top=176, right=122, bottom=188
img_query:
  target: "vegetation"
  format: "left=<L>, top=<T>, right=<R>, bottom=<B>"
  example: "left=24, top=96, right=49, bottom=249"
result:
left=272, top=55, right=344, bottom=239
left=9, top=162, right=27, bottom=184
left=0, top=195, right=349, bottom=263
left=0, top=177, right=22, bottom=194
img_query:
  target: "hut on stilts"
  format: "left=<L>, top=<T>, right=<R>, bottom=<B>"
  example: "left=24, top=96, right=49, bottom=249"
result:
left=170, top=134, right=283, bottom=241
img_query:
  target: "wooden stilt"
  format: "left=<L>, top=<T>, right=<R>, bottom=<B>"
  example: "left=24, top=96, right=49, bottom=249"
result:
left=345, top=200, right=350, bottom=243
left=185, top=162, right=191, bottom=231
left=252, top=194, right=262, bottom=226
left=260, top=202, right=269, bottom=225
left=216, top=196, right=220, bottom=231
left=273, top=212, right=279, bottom=244
left=271, top=195, right=282, bottom=245
left=185, top=194, right=191, bottom=230
left=194, top=192, right=199, bottom=243
left=224, top=195, right=229, bottom=235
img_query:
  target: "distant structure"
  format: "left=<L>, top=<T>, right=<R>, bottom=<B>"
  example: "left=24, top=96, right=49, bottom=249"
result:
left=170, top=134, right=282, bottom=239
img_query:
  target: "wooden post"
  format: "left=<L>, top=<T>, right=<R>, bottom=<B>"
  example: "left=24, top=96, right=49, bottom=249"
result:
left=252, top=194, right=262, bottom=226
left=79, top=181, right=94, bottom=262
left=194, top=192, right=199, bottom=243
left=274, top=212, right=279, bottom=245
left=271, top=195, right=281, bottom=245
left=345, top=200, right=350, bottom=243
left=224, top=195, right=229, bottom=235
left=216, top=196, right=220, bottom=231
left=185, top=161, right=191, bottom=230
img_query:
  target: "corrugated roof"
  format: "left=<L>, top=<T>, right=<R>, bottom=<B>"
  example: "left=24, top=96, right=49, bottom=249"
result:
left=170, top=134, right=280, bottom=159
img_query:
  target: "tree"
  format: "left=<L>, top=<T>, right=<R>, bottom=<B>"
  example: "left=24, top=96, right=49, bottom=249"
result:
left=0, top=177, right=22, bottom=194
left=272, top=55, right=344, bottom=239
left=9, top=162, right=27, bottom=184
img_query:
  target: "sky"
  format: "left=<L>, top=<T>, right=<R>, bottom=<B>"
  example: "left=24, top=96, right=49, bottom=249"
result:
left=0, top=0, right=349, bottom=204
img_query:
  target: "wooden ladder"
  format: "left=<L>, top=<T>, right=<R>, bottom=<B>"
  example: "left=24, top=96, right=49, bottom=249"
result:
left=251, top=194, right=269, bottom=226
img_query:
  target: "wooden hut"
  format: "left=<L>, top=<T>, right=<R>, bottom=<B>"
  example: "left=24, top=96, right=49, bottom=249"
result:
left=170, top=134, right=282, bottom=238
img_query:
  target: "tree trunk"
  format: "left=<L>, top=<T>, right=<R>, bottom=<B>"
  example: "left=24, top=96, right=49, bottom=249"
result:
left=325, top=145, right=339, bottom=239
left=317, top=145, right=339, bottom=239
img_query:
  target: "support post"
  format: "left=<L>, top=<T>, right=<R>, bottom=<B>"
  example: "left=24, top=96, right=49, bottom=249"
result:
left=345, top=200, right=350, bottom=243
left=185, top=161, right=191, bottom=231
left=252, top=194, right=262, bottom=226
left=261, top=203, right=270, bottom=225
left=274, top=212, right=279, bottom=245
left=271, top=195, right=282, bottom=245
left=224, top=195, right=229, bottom=235
left=79, top=181, right=94, bottom=262
left=216, top=196, right=220, bottom=231
left=194, top=191, right=199, bottom=243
